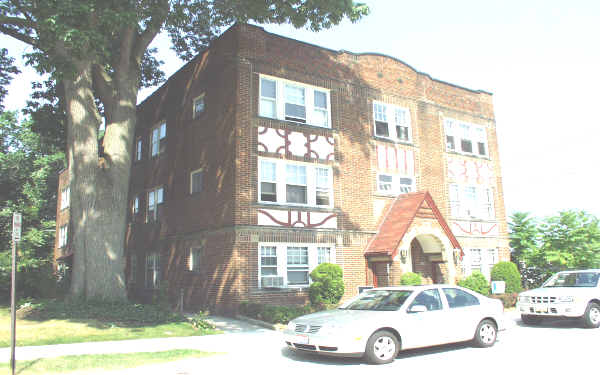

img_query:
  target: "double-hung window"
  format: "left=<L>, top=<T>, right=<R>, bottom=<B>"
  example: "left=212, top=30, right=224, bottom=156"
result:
left=259, top=158, right=333, bottom=208
left=377, top=173, right=414, bottom=195
left=315, top=168, right=331, bottom=206
left=193, top=94, right=205, bottom=118
left=373, top=101, right=411, bottom=142
left=259, top=160, right=277, bottom=202
left=145, top=252, right=160, bottom=289
left=150, top=122, right=166, bottom=157
left=318, top=247, right=331, bottom=264
left=259, top=75, right=330, bottom=128
left=128, top=255, right=137, bottom=285
left=444, top=118, right=488, bottom=157
left=132, top=195, right=140, bottom=221
left=470, top=249, right=482, bottom=274
left=60, top=187, right=70, bottom=210
left=188, top=247, right=202, bottom=272
left=287, top=246, right=309, bottom=286
left=259, top=244, right=336, bottom=288
left=449, top=184, right=495, bottom=220
left=58, top=225, right=68, bottom=248
left=190, top=169, right=203, bottom=194
left=135, top=137, right=143, bottom=161
left=147, top=187, right=164, bottom=222
left=286, top=165, right=307, bottom=204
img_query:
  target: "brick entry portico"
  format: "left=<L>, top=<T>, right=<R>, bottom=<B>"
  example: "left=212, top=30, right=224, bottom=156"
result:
left=365, top=191, right=463, bottom=287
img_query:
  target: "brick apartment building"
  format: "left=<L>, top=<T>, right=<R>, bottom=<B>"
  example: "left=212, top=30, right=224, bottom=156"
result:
left=55, top=23, right=509, bottom=313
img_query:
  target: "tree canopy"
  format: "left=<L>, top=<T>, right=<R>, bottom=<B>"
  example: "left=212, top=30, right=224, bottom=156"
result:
left=510, top=210, right=600, bottom=288
left=1, top=0, right=369, bottom=301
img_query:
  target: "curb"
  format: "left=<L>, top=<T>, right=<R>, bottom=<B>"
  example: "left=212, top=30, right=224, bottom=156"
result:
left=234, top=315, right=286, bottom=331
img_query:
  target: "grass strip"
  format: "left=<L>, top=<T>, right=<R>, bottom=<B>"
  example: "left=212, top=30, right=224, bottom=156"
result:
left=0, top=349, right=218, bottom=375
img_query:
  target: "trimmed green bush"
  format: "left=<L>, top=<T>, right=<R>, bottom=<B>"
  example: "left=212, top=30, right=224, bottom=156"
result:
left=399, top=272, right=422, bottom=285
left=238, top=301, right=313, bottom=324
left=490, top=261, right=522, bottom=293
left=458, top=271, right=490, bottom=296
left=308, top=263, right=344, bottom=306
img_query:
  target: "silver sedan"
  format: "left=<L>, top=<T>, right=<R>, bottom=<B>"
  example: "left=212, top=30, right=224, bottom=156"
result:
left=283, top=285, right=507, bottom=364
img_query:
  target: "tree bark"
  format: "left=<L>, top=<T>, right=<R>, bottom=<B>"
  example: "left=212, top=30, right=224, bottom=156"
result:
left=65, top=59, right=137, bottom=301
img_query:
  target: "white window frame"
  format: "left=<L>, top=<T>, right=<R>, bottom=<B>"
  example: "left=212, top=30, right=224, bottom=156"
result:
left=463, top=248, right=498, bottom=279
left=258, top=157, right=333, bottom=208
left=60, top=187, right=70, bottom=210
left=150, top=121, right=167, bottom=157
left=147, top=186, right=164, bottom=223
left=259, top=160, right=277, bottom=202
left=145, top=252, right=160, bottom=289
left=449, top=183, right=495, bottom=220
left=373, top=101, right=412, bottom=142
left=188, top=247, right=202, bottom=272
left=376, top=173, right=414, bottom=196
left=135, top=137, right=143, bottom=161
left=58, top=225, right=68, bottom=248
left=190, top=168, right=203, bottom=195
left=444, top=118, right=488, bottom=157
left=193, top=93, right=205, bottom=119
left=259, top=75, right=331, bottom=129
left=132, top=195, right=140, bottom=219
left=258, top=243, right=336, bottom=289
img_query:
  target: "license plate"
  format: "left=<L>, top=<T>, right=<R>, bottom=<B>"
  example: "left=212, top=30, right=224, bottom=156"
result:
left=295, top=334, right=309, bottom=344
left=535, top=305, right=548, bottom=313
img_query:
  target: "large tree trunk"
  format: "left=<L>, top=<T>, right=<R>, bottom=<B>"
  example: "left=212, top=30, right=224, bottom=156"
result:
left=65, top=61, right=137, bottom=301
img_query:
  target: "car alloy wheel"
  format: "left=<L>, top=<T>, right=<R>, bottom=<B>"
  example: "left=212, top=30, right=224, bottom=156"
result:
left=365, top=330, right=399, bottom=365
left=473, top=319, right=497, bottom=348
left=582, top=302, right=600, bottom=328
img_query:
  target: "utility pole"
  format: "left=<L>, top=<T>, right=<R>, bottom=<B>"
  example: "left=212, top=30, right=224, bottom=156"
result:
left=11, top=212, right=21, bottom=375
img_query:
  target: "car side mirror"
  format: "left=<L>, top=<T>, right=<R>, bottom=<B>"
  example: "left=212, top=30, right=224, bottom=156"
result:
left=408, top=305, right=427, bottom=313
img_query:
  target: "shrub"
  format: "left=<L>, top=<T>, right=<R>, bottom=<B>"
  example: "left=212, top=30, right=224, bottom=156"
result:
left=19, top=298, right=186, bottom=325
left=489, top=293, right=518, bottom=308
left=490, top=261, right=522, bottom=293
left=238, top=301, right=313, bottom=324
left=189, top=311, right=216, bottom=330
left=308, top=263, right=344, bottom=306
left=458, top=272, right=490, bottom=296
left=399, top=272, right=422, bottom=285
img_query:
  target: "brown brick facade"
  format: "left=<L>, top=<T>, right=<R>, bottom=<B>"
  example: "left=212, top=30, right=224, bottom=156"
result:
left=55, top=24, right=509, bottom=314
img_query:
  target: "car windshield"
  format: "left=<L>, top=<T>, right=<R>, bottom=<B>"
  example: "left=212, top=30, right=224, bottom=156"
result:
left=543, top=272, right=600, bottom=288
left=341, top=290, right=413, bottom=311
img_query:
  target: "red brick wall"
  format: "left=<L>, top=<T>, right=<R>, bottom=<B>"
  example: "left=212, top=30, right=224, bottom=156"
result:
left=121, top=23, right=509, bottom=312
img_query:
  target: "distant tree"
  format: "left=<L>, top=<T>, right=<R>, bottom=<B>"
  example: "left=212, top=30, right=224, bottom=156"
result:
left=509, top=212, right=540, bottom=287
left=510, top=210, right=600, bottom=288
left=0, top=48, right=19, bottom=110
left=1, top=0, right=369, bottom=301
left=0, top=111, right=65, bottom=300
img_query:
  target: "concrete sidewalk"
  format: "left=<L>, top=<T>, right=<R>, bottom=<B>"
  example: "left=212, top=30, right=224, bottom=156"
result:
left=0, top=316, right=277, bottom=363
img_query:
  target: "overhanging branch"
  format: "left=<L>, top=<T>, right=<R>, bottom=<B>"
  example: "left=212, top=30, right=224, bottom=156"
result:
left=132, top=0, right=169, bottom=62
left=0, top=23, right=36, bottom=46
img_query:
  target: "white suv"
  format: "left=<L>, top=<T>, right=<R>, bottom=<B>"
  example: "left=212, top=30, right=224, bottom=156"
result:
left=517, top=269, right=600, bottom=328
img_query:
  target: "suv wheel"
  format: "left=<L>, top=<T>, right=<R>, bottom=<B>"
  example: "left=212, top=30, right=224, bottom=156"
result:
left=582, top=302, right=600, bottom=329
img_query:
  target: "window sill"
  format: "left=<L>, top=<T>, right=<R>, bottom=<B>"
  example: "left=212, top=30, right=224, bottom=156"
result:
left=373, top=136, right=414, bottom=147
left=450, top=217, right=497, bottom=223
left=254, top=202, right=337, bottom=212
left=446, top=150, right=490, bottom=160
left=257, top=116, right=334, bottom=132
left=373, top=192, right=413, bottom=198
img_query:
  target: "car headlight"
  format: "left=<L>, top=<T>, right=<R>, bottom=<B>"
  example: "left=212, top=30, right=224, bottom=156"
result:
left=558, top=296, right=575, bottom=303
left=518, top=295, right=531, bottom=303
left=287, top=321, right=296, bottom=331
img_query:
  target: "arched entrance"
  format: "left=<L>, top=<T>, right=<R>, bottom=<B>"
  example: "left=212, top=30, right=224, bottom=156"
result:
left=410, top=234, right=446, bottom=284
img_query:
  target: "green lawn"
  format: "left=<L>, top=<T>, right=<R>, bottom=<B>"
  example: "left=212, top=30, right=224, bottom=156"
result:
left=0, top=303, right=220, bottom=347
left=0, top=350, right=219, bottom=375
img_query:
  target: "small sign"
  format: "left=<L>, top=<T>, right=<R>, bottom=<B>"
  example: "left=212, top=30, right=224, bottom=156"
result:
left=491, top=281, right=506, bottom=294
left=12, top=213, right=22, bottom=242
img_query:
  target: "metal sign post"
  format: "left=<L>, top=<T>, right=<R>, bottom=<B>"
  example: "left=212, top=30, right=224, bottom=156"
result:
left=11, top=212, right=21, bottom=375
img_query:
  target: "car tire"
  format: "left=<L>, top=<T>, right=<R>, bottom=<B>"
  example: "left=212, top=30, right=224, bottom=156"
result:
left=364, top=330, right=400, bottom=365
left=473, top=319, right=497, bottom=348
left=521, top=314, right=543, bottom=326
left=581, top=302, right=600, bottom=329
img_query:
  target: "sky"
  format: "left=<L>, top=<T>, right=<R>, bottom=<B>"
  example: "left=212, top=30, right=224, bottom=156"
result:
left=2, top=0, right=600, bottom=219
